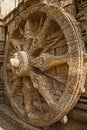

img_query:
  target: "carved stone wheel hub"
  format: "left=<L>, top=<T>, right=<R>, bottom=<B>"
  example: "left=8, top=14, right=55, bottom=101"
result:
left=4, top=3, right=85, bottom=128
left=10, top=51, right=29, bottom=76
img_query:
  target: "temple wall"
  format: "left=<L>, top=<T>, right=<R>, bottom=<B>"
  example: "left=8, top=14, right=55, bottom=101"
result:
left=1, top=0, right=19, bottom=16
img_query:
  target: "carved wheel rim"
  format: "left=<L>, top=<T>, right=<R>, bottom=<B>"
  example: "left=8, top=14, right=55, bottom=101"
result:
left=4, top=3, right=84, bottom=127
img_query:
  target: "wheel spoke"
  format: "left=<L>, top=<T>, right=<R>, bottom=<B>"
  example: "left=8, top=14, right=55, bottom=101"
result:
left=31, top=53, right=69, bottom=71
left=22, top=77, right=34, bottom=113
left=10, top=76, right=16, bottom=82
left=10, top=78, right=22, bottom=97
left=43, top=38, right=65, bottom=52
left=38, top=15, right=44, bottom=33
left=43, top=31, right=65, bottom=52
left=45, top=73, right=67, bottom=84
left=38, top=17, right=51, bottom=40
left=30, top=17, right=51, bottom=55
left=44, top=30, right=64, bottom=45
left=30, top=71, right=56, bottom=107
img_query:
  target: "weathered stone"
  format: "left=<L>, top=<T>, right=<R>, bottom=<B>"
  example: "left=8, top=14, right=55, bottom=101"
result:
left=0, top=0, right=87, bottom=130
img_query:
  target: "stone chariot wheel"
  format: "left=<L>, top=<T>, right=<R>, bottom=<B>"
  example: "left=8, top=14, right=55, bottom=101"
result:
left=4, top=3, right=85, bottom=128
